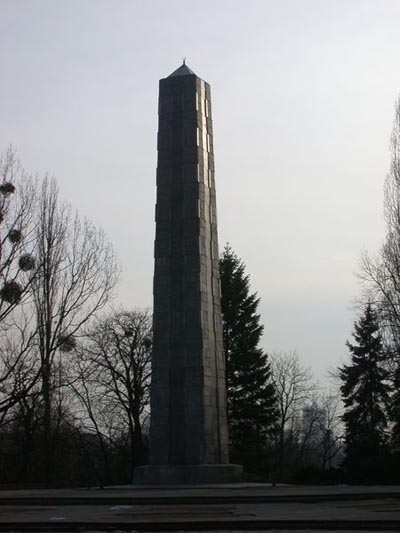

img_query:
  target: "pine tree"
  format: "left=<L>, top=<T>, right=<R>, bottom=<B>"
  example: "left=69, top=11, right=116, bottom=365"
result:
left=339, top=303, right=390, bottom=481
left=390, top=365, right=400, bottom=452
left=219, top=244, right=278, bottom=475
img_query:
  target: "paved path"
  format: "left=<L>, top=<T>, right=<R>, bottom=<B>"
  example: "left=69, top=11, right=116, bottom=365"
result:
left=0, top=484, right=399, bottom=530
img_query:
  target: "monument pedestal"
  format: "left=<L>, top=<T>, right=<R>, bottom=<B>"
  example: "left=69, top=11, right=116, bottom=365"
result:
left=133, top=464, right=243, bottom=485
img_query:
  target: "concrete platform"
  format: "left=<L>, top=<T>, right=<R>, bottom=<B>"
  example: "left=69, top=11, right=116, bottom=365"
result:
left=134, top=464, right=243, bottom=484
left=0, top=484, right=399, bottom=530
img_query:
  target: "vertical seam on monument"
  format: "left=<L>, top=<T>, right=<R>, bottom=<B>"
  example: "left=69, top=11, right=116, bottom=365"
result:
left=204, top=82, right=222, bottom=464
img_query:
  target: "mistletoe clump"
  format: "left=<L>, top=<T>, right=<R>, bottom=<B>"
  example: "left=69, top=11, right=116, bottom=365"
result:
left=123, top=326, right=134, bottom=337
left=59, top=334, right=76, bottom=353
left=0, top=182, right=15, bottom=196
left=18, top=254, right=36, bottom=272
left=142, top=336, right=152, bottom=350
left=0, top=281, right=23, bottom=304
left=8, top=229, right=22, bottom=243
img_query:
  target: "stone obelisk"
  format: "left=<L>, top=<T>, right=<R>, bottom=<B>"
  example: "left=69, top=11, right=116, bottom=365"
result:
left=134, top=63, right=242, bottom=484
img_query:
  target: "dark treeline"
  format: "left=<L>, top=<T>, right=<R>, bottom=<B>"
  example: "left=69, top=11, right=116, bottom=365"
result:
left=0, top=307, right=152, bottom=488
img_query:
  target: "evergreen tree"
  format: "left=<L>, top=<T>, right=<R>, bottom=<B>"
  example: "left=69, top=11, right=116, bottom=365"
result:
left=339, top=303, right=390, bottom=482
left=390, top=364, right=400, bottom=452
left=219, top=244, right=278, bottom=475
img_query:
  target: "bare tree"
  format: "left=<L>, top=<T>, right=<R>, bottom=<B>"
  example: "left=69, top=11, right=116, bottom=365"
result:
left=360, top=96, right=400, bottom=356
left=296, top=400, right=326, bottom=468
left=296, top=392, right=343, bottom=471
left=31, top=177, right=120, bottom=481
left=318, top=392, right=344, bottom=470
left=0, top=148, right=40, bottom=420
left=70, top=309, right=152, bottom=481
left=0, top=147, right=37, bottom=322
left=270, top=351, right=317, bottom=480
left=0, top=152, right=121, bottom=483
left=0, top=311, right=40, bottom=419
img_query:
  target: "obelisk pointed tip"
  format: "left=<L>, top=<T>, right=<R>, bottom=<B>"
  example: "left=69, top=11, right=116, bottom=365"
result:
left=167, top=60, right=195, bottom=78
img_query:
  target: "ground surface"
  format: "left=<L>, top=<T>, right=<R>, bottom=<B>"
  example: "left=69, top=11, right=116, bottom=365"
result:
left=0, top=483, right=399, bottom=531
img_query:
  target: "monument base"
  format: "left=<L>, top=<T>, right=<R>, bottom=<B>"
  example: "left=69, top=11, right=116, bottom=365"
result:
left=133, top=464, right=243, bottom=485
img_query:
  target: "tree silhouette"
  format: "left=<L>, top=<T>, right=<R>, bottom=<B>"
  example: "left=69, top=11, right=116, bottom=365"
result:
left=72, top=309, right=152, bottom=481
left=220, top=244, right=277, bottom=475
left=339, top=303, right=390, bottom=481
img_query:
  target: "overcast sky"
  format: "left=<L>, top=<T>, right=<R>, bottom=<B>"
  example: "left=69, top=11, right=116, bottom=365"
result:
left=1, top=0, right=400, bottom=384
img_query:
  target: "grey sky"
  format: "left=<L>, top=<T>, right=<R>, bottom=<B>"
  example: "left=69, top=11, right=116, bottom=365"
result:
left=1, top=0, right=400, bottom=383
